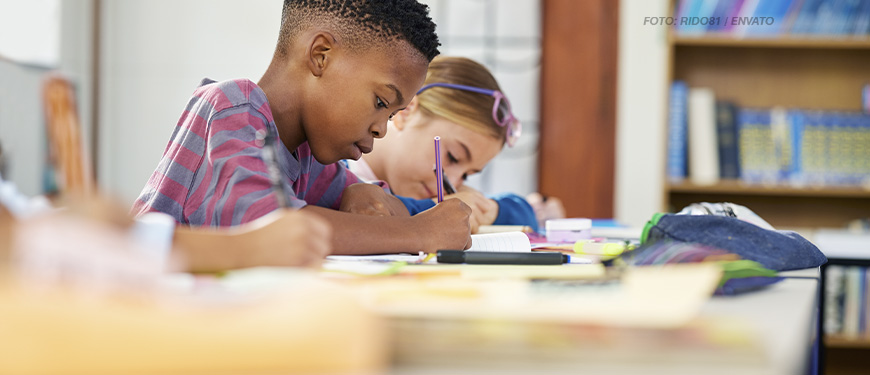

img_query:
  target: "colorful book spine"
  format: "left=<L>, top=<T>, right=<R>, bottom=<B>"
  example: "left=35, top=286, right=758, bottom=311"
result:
left=855, top=1, right=870, bottom=35
left=716, top=101, right=741, bottom=179
left=667, top=81, right=689, bottom=182
left=824, top=265, right=844, bottom=335
left=787, top=110, right=807, bottom=186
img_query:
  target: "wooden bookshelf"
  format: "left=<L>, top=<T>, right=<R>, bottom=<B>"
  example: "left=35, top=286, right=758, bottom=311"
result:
left=672, top=35, right=870, bottom=49
left=663, top=31, right=870, bottom=228
left=826, top=335, right=870, bottom=349
left=668, top=180, right=870, bottom=198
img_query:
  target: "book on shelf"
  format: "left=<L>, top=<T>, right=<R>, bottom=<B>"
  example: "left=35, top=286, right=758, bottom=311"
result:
left=716, top=101, right=741, bottom=179
left=667, top=81, right=689, bottom=182
left=674, top=0, right=870, bottom=37
left=688, top=88, right=720, bottom=185
left=667, top=85, right=870, bottom=188
left=825, top=264, right=870, bottom=340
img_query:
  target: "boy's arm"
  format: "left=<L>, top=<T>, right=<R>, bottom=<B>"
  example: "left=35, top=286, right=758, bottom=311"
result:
left=302, top=198, right=472, bottom=255
left=174, top=209, right=331, bottom=272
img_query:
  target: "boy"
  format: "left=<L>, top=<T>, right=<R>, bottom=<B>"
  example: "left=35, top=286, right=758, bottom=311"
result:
left=133, top=0, right=472, bottom=255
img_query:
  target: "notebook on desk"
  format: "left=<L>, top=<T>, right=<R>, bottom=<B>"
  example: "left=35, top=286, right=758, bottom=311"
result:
left=467, top=232, right=531, bottom=252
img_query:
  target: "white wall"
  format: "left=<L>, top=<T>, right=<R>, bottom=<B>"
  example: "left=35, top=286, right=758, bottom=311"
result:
left=422, top=0, right=541, bottom=196
left=99, top=0, right=540, bottom=204
left=0, top=0, right=59, bottom=195
left=614, top=0, right=670, bottom=226
left=99, top=0, right=282, bottom=203
left=0, top=61, right=48, bottom=196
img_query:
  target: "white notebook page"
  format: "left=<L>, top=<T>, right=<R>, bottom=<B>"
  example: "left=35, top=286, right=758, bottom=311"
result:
left=467, top=232, right=531, bottom=252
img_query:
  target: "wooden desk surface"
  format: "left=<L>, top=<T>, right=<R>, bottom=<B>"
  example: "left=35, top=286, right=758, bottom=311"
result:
left=392, top=273, right=819, bottom=375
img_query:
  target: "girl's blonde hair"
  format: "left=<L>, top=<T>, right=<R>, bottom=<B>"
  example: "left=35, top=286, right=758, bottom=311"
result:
left=416, top=56, right=507, bottom=144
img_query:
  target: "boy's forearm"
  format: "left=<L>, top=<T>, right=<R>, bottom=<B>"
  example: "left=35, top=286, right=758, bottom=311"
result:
left=301, top=205, right=423, bottom=255
left=173, top=226, right=250, bottom=273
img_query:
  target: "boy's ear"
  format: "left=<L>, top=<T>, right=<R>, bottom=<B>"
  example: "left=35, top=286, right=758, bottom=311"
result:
left=392, top=96, right=420, bottom=131
left=307, top=32, right=335, bottom=78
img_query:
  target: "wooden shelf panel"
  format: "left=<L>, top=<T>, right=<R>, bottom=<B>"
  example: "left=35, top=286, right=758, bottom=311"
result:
left=826, top=335, right=870, bottom=349
left=672, top=35, right=870, bottom=49
left=667, top=181, right=870, bottom=198
left=672, top=46, right=870, bottom=110
left=667, top=185, right=870, bottom=228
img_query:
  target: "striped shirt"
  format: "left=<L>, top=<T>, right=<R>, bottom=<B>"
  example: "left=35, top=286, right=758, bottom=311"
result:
left=132, top=78, right=365, bottom=227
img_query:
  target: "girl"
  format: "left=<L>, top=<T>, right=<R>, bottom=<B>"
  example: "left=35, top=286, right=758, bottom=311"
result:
left=348, top=56, right=564, bottom=232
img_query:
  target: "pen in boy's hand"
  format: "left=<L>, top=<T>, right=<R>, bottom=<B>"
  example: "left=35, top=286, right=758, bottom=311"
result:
left=257, top=127, right=289, bottom=208
left=434, top=136, right=444, bottom=202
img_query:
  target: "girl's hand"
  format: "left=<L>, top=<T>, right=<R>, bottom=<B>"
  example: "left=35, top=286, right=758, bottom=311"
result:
left=444, top=185, right=499, bottom=233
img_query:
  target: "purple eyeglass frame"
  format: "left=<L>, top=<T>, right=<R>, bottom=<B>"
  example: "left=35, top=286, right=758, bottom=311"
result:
left=416, top=82, right=522, bottom=147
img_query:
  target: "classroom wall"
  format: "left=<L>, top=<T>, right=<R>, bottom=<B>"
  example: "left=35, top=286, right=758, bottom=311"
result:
left=98, top=0, right=281, bottom=202
left=99, top=0, right=540, bottom=204
left=0, top=0, right=92, bottom=197
left=614, top=0, right=669, bottom=227
left=421, top=0, right=541, bottom=197
left=0, top=61, right=47, bottom=196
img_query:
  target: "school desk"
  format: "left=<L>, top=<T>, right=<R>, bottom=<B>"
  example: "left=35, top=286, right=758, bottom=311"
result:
left=386, top=267, right=819, bottom=375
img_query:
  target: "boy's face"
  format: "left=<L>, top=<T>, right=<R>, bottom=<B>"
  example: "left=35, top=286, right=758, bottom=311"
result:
left=302, top=40, right=428, bottom=165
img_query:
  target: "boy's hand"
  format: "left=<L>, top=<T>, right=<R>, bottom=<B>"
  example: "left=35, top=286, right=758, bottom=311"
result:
left=443, top=185, right=499, bottom=233
left=243, top=209, right=332, bottom=268
left=413, top=199, right=472, bottom=252
left=340, top=183, right=410, bottom=217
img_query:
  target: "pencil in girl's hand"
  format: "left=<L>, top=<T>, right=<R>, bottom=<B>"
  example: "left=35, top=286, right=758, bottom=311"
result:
left=432, top=167, right=456, bottom=195
left=434, top=136, right=444, bottom=202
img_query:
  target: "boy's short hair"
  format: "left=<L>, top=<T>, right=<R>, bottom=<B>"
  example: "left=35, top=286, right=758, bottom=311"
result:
left=277, top=0, right=440, bottom=62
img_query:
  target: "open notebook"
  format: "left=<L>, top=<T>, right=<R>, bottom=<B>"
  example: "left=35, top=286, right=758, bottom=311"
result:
left=468, top=232, right=531, bottom=252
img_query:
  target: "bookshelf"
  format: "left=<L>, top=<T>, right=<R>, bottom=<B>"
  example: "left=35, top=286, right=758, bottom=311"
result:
left=664, top=33, right=870, bottom=229
left=672, top=35, right=870, bottom=49
left=664, top=1, right=870, bottom=371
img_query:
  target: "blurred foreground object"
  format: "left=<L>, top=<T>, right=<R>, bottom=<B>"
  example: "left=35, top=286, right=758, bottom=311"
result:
left=42, top=74, right=93, bottom=196
left=0, top=210, right=385, bottom=374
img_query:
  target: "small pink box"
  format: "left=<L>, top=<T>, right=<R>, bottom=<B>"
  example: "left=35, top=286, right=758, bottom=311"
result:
left=546, top=218, right=592, bottom=243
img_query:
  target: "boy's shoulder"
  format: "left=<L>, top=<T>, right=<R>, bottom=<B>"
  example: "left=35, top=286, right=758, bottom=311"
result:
left=191, top=78, right=271, bottom=116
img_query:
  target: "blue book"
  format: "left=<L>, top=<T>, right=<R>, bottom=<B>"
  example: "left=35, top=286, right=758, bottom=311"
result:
left=667, top=81, right=689, bottom=182
left=716, top=101, right=741, bottom=179
left=813, top=0, right=842, bottom=35
left=837, top=0, right=862, bottom=34
left=802, top=111, right=827, bottom=185
left=748, top=0, right=793, bottom=36
left=676, top=0, right=703, bottom=34
left=738, top=108, right=769, bottom=184
left=787, top=110, right=806, bottom=184
left=791, top=0, right=824, bottom=33
left=855, top=0, right=870, bottom=35
left=684, top=0, right=720, bottom=35
left=708, top=0, right=733, bottom=32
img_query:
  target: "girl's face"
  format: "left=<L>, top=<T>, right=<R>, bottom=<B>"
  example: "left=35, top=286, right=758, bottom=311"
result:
left=379, top=101, right=503, bottom=199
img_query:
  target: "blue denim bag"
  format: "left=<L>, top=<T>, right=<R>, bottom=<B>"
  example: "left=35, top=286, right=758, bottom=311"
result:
left=641, top=213, right=827, bottom=271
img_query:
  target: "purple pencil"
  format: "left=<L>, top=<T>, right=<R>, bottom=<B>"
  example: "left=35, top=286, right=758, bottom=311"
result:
left=434, top=136, right=444, bottom=202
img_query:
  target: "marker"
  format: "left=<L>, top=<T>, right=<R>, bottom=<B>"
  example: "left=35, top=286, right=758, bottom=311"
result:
left=257, top=126, right=288, bottom=208
left=573, top=241, right=631, bottom=257
left=436, top=250, right=570, bottom=265
left=434, top=136, right=444, bottom=202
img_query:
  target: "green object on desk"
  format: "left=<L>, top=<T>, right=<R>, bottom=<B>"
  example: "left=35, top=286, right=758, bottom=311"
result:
left=717, top=260, right=778, bottom=286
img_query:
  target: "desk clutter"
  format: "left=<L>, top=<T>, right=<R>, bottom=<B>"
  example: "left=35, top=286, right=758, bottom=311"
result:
left=0, top=203, right=824, bottom=374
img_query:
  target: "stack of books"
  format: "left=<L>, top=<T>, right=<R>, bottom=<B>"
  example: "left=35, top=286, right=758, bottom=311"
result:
left=667, top=81, right=870, bottom=187
left=674, top=0, right=870, bottom=37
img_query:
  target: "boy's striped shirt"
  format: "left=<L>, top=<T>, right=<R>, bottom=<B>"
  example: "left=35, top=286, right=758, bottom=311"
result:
left=132, top=78, right=365, bottom=226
